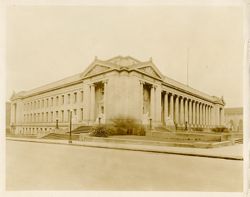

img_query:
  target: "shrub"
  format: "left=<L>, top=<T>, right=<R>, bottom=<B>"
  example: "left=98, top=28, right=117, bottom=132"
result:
left=194, top=127, right=203, bottom=132
left=211, top=126, right=229, bottom=133
left=110, top=116, right=146, bottom=136
left=89, top=116, right=146, bottom=137
left=89, top=125, right=109, bottom=137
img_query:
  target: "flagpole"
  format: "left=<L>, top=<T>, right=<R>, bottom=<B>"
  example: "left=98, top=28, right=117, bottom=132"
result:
left=187, top=47, right=189, bottom=86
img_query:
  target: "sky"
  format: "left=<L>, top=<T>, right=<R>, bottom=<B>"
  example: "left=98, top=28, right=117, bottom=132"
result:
left=6, top=5, right=244, bottom=107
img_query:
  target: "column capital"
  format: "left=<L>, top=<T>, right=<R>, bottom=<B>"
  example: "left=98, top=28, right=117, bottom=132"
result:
left=103, top=79, right=108, bottom=84
left=139, top=80, right=145, bottom=85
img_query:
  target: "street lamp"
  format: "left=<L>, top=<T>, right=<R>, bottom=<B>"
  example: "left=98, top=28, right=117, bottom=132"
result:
left=69, top=110, right=72, bottom=144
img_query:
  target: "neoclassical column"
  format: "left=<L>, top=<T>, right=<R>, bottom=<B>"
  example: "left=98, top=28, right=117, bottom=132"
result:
left=188, top=99, right=192, bottom=125
left=169, top=94, right=174, bottom=119
left=90, top=84, right=96, bottom=122
left=155, top=85, right=162, bottom=124
left=199, top=103, right=203, bottom=127
left=196, top=102, right=200, bottom=126
left=206, top=105, right=209, bottom=127
left=164, top=92, right=169, bottom=119
left=184, top=98, right=188, bottom=124
left=140, top=81, right=144, bottom=119
left=202, top=104, right=205, bottom=126
left=174, top=95, right=179, bottom=124
left=150, top=85, right=155, bottom=121
left=208, top=106, right=211, bottom=127
left=204, top=104, right=206, bottom=126
left=204, top=105, right=207, bottom=126
left=192, top=101, right=196, bottom=126
left=180, top=97, right=184, bottom=126
left=104, top=80, right=108, bottom=122
left=210, top=106, right=214, bottom=126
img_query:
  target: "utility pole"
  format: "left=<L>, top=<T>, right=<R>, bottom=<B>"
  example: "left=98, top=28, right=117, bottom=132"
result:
left=187, top=47, right=189, bottom=86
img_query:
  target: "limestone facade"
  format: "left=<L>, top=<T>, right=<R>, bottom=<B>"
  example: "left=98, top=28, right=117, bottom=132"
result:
left=10, top=56, right=225, bottom=135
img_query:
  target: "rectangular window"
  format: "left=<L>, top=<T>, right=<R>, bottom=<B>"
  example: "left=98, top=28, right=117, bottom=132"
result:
left=56, top=96, right=59, bottom=106
left=46, top=99, right=49, bottom=107
left=56, top=111, right=58, bottom=119
left=61, top=95, right=64, bottom=105
left=51, top=98, right=53, bottom=107
left=74, top=92, right=77, bottom=103
left=38, top=100, right=40, bottom=109
left=61, top=110, right=64, bottom=122
left=68, top=94, right=70, bottom=104
left=74, top=109, right=77, bottom=116
left=42, top=100, right=44, bottom=108
left=51, top=112, right=53, bottom=122
left=81, top=108, right=83, bottom=121
left=81, top=91, right=83, bottom=102
left=67, top=110, right=70, bottom=121
left=46, top=112, right=48, bottom=122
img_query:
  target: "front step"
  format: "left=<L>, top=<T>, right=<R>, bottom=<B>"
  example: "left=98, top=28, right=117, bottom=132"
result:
left=70, top=126, right=92, bottom=134
left=42, top=133, right=79, bottom=140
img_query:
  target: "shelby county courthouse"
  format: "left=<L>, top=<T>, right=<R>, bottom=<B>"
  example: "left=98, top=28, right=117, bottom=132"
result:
left=10, top=56, right=225, bottom=135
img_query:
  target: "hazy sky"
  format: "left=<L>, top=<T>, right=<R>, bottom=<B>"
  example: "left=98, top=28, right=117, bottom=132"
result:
left=6, top=5, right=244, bottom=107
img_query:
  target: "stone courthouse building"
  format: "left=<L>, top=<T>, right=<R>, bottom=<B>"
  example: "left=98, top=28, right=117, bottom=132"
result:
left=10, top=56, right=225, bottom=135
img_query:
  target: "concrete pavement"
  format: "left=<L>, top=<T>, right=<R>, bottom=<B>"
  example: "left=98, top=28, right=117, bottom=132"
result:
left=6, top=140, right=243, bottom=191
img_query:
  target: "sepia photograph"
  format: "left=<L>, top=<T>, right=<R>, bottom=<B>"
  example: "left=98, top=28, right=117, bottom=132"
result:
left=2, top=0, right=247, bottom=196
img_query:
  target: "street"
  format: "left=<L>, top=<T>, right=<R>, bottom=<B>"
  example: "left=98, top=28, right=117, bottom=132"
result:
left=6, top=140, right=243, bottom=191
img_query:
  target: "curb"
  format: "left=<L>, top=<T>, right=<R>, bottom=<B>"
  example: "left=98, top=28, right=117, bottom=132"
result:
left=6, top=137, right=243, bottom=161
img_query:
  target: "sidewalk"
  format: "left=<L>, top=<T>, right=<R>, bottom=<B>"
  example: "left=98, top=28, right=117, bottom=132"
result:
left=6, top=137, right=243, bottom=160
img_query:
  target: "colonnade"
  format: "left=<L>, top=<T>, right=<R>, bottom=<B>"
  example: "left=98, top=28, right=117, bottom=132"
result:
left=140, top=81, right=218, bottom=128
left=163, top=92, right=214, bottom=128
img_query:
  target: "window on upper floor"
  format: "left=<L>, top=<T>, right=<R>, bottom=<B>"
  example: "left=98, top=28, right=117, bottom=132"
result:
left=61, top=95, right=64, bottom=105
left=81, top=91, right=83, bottom=102
left=74, top=92, right=77, bottom=103
left=56, top=96, right=59, bottom=106
left=68, top=94, right=70, bottom=104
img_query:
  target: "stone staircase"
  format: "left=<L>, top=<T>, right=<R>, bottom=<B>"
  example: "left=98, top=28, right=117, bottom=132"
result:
left=69, top=125, right=92, bottom=134
left=42, top=133, right=79, bottom=140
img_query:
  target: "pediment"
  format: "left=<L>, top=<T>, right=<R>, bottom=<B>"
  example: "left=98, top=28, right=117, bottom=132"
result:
left=85, top=64, right=111, bottom=77
left=137, top=66, right=161, bottom=79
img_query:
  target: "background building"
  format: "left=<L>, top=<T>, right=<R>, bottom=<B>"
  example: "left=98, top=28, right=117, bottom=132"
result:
left=10, top=56, right=225, bottom=135
left=224, top=107, right=243, bottom=132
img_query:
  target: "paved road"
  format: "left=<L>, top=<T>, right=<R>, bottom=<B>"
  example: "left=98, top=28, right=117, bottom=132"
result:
left=6, top=140, right=243, bottom=191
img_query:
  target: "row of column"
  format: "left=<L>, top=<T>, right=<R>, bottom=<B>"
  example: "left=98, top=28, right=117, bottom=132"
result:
left=163, top=92, right=214, bottom=127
